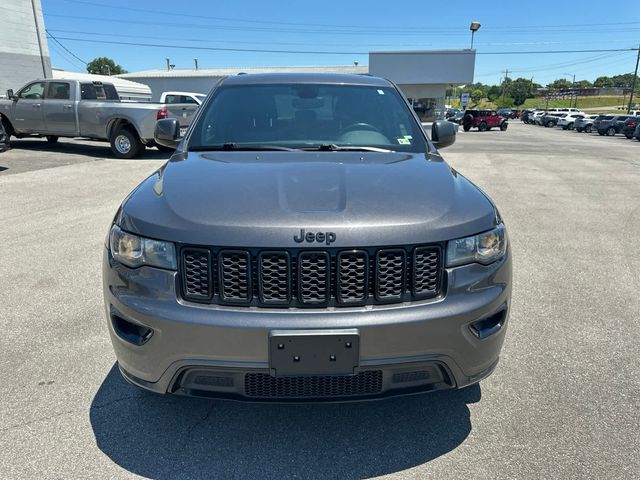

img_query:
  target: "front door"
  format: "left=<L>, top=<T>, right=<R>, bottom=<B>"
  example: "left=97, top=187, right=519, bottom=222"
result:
left=43, top=81, right=77, bottom=135
left=12, top=82, right=46, bottom=134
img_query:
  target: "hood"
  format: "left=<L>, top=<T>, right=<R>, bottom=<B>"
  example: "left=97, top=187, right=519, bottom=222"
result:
left=117, top=151, right=497, bottom=247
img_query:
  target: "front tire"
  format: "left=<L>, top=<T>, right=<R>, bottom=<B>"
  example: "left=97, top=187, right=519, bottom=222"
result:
left=46, top=135, right=58, bottom=143
left=567, top=122, right=574, bottom=130
left=500, top=122, right=508, bottom=131
left=606, top=127, right=616, bottom=136
left=110, top=127, right=143, bottom=159
left=585, top=125, right=592, bottom=133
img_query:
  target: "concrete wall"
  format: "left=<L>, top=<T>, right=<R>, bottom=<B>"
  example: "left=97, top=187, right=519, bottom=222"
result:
left=369, top=50, right=475, bottom=86
left=0, top=0, right=51, bottom=94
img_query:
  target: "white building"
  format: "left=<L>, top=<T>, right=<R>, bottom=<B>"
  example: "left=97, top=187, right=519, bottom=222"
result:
left=119, top=50, right=476, bottom=120
left=0, top=0, right=51, bottom=94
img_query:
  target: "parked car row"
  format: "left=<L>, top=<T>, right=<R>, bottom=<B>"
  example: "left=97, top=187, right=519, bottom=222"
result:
left=521, top=108, right=640, bottom=141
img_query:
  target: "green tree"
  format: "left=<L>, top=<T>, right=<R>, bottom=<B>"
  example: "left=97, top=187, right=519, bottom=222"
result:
left=487, top=85, right=501, bottom=102
left=575, top=80, right=593, bottom=89
left=593, top=76, right=614, bottom=88
left=86, top=57, right=127, bottom=75
left=548, top=78, right=572, bottom=90
left=509, top=77, right=536, bottom=106
left=470, top=89, right=484, bottom=105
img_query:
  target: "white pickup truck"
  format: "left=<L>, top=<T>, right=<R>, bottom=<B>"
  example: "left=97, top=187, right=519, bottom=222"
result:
left=160, top=91, right=207, bottom=105
left=0, top=79, right=198, bottom=158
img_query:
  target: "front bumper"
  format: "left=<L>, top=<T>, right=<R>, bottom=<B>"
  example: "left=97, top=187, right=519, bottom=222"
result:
left=103, top=247, right=512, bottom=401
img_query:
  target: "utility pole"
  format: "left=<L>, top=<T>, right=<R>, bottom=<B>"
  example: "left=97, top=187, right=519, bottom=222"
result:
left=500, top=69, right=509, bottom=106
left=627, top=44, right=640, bottom=114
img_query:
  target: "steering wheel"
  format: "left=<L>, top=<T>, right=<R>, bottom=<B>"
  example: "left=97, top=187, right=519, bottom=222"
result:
left=339, top=122, right=381, bottom=135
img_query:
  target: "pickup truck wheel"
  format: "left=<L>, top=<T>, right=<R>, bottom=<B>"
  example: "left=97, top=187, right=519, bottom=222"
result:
left=46, top=136, right=59, bottom=143
left=606, top=127, right=616, bottom=136
left=478, top=122, right=487, bottom=132
left=110, top=128, right=143, bottom=159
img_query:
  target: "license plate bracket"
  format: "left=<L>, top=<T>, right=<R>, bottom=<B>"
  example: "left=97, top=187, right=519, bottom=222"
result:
left=269, top=329, right=360, bottom=376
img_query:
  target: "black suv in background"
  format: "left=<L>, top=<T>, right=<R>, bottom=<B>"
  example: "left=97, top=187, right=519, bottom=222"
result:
left=540, top=113, right=565, bottom=128
left=597, top=115, right=635, bottom=136
left=497, top=108, right=515, bottom=119
left=621, top=117, right=640, bottom=139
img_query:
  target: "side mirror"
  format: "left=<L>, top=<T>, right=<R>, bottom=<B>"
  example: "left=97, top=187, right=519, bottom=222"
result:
left=431, top=120, right=457, bottom=149
left=154, top=118, right=180, bottom=148
left=6, top=89, right=15, bottom=100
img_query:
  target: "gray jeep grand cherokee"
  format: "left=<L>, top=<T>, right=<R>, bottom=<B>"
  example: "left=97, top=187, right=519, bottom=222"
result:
left=103, top=73, right=512, bottom=401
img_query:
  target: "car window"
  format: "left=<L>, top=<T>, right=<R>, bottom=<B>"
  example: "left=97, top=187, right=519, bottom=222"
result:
left=18, top=82, right=45, bottom=99
left=189, top=83, right=428, bottom=153
left=164, top=94, right=179, bottom=104
left=180, top=95, right=198, bottom=104
left=47, top=82, right=70, bottom=100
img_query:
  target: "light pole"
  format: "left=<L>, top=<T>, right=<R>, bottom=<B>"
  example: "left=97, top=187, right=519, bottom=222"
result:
left=564, top=73, right=576, bottom=108
left=627, top=44, right=640, bottom=114
left=470, top=21, right=481, bottom=49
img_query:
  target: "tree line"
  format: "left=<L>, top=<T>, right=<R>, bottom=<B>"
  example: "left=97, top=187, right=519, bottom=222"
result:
left=455, top=73, right=639, bottom=107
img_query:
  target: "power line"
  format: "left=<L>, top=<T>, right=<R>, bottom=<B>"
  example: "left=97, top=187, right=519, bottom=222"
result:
left=43, top=13, right=640, bottom=37
left=55, top=0, right=640, bottom=32
left=45, top=30, right=87, bottom=64
left=45, top=29, right=435, bottom=49
left=47, top=36, right=640, bottom=56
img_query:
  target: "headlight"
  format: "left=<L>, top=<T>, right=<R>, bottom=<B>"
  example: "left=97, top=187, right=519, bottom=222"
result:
left=446, top=224, right=507, bottom=267
left=109, top=225, right=177, bottom=270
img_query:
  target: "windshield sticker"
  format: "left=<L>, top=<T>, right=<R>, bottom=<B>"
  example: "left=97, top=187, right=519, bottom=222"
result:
left=397, top=138, right=411, bottom=145
left=377, top=89, right=385, bottom=95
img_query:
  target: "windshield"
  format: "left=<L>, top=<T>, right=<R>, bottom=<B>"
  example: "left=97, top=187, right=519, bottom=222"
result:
left=188, top=83, right=428, bottom=152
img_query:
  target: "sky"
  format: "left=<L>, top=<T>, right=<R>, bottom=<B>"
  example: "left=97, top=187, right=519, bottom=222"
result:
left=42, top=0, right=640, bottom=86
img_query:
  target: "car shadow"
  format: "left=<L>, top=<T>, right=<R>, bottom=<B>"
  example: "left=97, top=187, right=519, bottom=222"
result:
left=90, top=364, right=480, bottom=479
left=8, top=139, right=170, bottom=159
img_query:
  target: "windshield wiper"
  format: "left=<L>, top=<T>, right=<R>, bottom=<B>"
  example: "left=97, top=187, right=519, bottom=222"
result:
left=303, top=144, right=393, bottom=153
left=189, top=143, right=299, bottom=151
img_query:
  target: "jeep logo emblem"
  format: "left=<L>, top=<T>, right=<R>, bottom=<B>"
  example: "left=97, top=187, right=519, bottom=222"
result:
left=293, top=229, right=336, bottom=245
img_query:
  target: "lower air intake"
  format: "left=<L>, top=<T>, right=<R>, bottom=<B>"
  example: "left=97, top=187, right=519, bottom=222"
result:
left=244, top=370, right=383, bottom=399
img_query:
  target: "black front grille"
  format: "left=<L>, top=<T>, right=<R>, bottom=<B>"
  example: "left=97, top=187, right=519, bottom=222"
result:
left=219, top=250, right=251, bottom=302
left=244, top=370, right=383, bottom=399
left=259, top=252, right=290, bottom=304
left=376, top=249, right=406, bottom=301
left=180, top=244, right=442, bottom=307
left=298, top=252, right=330, bottom=304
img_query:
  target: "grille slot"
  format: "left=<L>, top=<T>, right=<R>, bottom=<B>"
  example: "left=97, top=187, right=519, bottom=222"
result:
left=244, top=370, right=383, bottom=398
left=180, top=245, right=442, bottom=307
left=181, top=248, right=212, bottom=300
left=298, top=251, right=330, bottom=304
left=375, top=249, right=406, bottom=301
left=413, top=246, right=441, bottom=297
left=337, top=251, right=368, bottom=304
left=218, top=250, right=251, bottom=303
left=258, top=251, right=291, bottom=304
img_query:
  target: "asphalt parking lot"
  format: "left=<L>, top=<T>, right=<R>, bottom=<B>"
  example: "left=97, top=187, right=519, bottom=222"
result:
left=1, top=123, right=639, bottom=479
